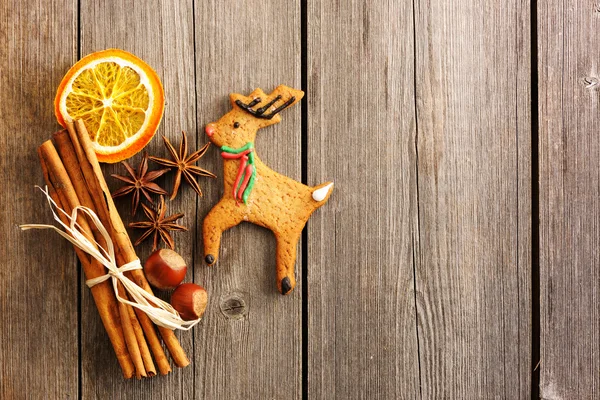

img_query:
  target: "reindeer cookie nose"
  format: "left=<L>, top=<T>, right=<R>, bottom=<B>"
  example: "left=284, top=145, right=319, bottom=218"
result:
left=205, top=124, right=215, bottom=137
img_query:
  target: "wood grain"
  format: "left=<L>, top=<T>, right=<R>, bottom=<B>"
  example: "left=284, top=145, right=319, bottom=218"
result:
left=0, top=0, right=78, bottom=398
left=79, top=0, right=196, bottom=396
left=193, top=1, right=302, bottom=399
left=538, top=2, right=600, bottom=398
left=306, top=1, right=421, bottom=398
left=4, top=1, right=592, bottom=397
left=414, top=0, right=531, bottom=398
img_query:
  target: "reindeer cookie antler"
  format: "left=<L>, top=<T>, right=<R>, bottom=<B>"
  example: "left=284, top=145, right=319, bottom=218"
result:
left=203, top=85, right=333, bottom=295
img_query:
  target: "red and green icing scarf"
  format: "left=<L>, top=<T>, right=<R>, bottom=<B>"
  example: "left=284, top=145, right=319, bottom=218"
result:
left=220, top=142, right=257, bottom=204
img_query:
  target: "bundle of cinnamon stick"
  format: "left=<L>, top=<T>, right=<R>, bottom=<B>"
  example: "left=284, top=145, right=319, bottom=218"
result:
left=38, top=119, right=188, bottom=379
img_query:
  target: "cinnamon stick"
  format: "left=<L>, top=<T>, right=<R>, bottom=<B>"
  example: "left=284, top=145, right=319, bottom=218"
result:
left=40, top=141, right=148, bottom=378
left=65, top=121, right=175, bottom=374
left=37, top=142, right=136, bottom=379
left=40, top=142, right=148, bottom=378
left=73, top=119, right=190, bottom=368
left=118, top=299, right=145, bottom=379
left=127, top=299, right=156, bottom=377
left=53, top=130, right=156, bottom=377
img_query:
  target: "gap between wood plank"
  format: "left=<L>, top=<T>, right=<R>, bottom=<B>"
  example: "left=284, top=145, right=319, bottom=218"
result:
left=300, top=1, right=308, bottom=399
left=77, top=0, right=82, bottom=397
left=530, top=0, right=541, bottom=397
left=191, top=0, right=199, bottom=395
left=411, top=0, right=424, bottom=398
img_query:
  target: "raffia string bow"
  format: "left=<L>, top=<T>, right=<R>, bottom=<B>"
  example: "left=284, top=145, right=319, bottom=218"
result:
left=20, top=186, right=200, bottom=331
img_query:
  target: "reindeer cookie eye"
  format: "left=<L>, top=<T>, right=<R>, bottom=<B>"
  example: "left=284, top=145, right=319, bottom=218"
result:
left=233, top=122, right=240, bottom=129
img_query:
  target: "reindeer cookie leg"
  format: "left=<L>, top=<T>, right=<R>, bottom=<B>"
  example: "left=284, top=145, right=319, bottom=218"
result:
left=203, top=200, right=243, bottom=265
left=274, top=230, right=302, bottom=295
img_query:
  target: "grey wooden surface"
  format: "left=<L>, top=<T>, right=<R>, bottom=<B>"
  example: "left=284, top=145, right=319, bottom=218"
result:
left=306, top=1, right=420, bottom=399
left=413, top=0, right=532, bottom=398
left=0, top=0, right=79, bottom=398
left=539, top=1, right=600, bottom=399
left=192, top=1, right=302, bottom=399
left=79, top=0, right=196, bottom=397
left=1, top=0, right=599, bottom=399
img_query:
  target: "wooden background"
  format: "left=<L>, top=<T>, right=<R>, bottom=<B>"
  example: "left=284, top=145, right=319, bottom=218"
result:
left=0, top=0, right=597, bottom=399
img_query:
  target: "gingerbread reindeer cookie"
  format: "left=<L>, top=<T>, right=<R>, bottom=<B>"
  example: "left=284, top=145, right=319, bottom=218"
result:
left=203, top=85, right=333, bottom=295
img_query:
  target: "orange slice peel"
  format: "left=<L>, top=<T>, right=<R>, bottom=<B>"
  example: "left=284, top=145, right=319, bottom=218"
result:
left=55, top=49, right=164, bottom=163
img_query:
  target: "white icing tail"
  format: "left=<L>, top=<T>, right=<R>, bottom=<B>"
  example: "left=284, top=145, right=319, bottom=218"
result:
left=312, top=182, right=334, bottom=202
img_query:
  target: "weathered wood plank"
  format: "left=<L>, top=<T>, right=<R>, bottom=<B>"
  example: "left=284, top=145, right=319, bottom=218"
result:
left=79, top=0, right=196, bottom=396
left=306, top=1, right=421, bottom=398
left=193, top=1, right=302, bottom=399
left=414, top=0, right=531, bottom=398
left=538, top=2, right=600, bottom=398
left=0, top=0, right=79, bottom=398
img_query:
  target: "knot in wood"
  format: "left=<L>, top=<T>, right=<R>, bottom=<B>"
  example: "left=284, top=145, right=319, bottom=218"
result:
left=219, top=293, right=248, bottom=320
left=584, top=76, right=599, bottom=89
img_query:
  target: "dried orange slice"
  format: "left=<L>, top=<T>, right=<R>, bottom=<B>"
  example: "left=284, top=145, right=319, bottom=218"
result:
left=55, top=49, right=164, bottom=163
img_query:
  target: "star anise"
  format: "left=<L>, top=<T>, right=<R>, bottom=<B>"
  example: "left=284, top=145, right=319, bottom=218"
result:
left=129, top=196, right=187, bottom=250
left=149, top=131, right=216, bottom=200
left=111, top=152, right=170, bottom=215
